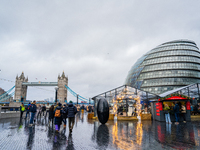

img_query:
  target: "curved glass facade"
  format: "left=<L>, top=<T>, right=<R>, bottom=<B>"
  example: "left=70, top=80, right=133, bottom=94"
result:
left=125, top=40, right=200, bottom=94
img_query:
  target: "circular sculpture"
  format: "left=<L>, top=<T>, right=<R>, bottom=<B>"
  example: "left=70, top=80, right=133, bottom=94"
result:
left=97, top=98, right=109, bottom=124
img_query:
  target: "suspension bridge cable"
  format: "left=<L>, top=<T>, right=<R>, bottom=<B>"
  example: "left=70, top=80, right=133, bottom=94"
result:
left=0, top=91, right=15, bottom=102
left=65, top=85, right=89, bottom=102
left=0, top=86, right=15, bottom=99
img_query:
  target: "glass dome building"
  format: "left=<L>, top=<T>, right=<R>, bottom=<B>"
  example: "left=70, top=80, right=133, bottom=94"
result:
left=125, top=40, right=200, bottom=94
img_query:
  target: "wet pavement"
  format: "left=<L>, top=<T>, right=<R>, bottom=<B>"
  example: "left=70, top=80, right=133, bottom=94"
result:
left=0, top=112, right=200, bottom=150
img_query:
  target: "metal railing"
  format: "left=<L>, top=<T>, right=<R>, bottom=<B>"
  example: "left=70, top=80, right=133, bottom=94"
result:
left=1, top=107, right=20, bottom=113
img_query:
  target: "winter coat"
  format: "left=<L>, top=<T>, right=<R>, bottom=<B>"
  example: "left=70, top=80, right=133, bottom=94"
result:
left=66, top=103, right=77, bottom=118
left=30, top=104, right=37, bottom=113
left=49, top=110, right=54, bottom=119
left=80, top=105, right=85, bottom=110
left=42, top=106, right=46, bottom=111
left=46, top=105, right=51, bottom=111
left=173, top=104, right=180, bottom=113
left=88, top=106, right=92, bottom=112
left=54, top=106, right=63, bottom=125
left=62, top=107, right=68, bottom=119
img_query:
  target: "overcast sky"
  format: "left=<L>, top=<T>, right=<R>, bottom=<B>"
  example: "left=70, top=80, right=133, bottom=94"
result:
left=1, top=0, right=200, bottom=102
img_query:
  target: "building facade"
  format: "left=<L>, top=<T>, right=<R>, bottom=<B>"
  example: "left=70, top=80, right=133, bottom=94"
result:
left=125, top=40, right=200, bottom=94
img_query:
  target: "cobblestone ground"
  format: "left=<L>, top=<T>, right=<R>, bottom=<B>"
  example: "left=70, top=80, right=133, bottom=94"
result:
left=0, top=112, right=200, bottom=150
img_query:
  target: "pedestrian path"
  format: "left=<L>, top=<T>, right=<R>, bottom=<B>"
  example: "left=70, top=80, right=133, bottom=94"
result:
left=0, top=113, right=200, bottom=150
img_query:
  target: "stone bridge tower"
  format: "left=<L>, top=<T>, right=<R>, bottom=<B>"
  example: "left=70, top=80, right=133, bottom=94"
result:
left=57, top=72, right=68, bottom=103
left=14, top=72, right=28, bottom=102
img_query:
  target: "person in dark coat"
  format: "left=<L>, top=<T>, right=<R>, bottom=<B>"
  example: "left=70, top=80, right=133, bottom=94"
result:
left=48, top=105, right=54, bottom=126
left=54, top=103, right=63, bottom=132
left=30, top=101, right=37, bottom=126
left=66, top=101, right=77, bottom=132
left=62, top=104, right=68, bottom=128
left=88, top=104, right=93, bottom=113
left=173, top=102, right=180, bottom=125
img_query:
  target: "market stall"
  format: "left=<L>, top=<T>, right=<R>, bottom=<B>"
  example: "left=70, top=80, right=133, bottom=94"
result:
left=152, top=94, right=191, bottom=122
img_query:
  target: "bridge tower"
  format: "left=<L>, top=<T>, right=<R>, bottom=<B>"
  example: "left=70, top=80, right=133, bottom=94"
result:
left=57, top=71, right=68, bottom=104
left=14, top=72, right=28, bottom=102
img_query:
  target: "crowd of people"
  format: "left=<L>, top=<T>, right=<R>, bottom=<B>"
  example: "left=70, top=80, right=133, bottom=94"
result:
left=20, top=101, right=94, bottom=133
left=163, top=102, right=187, bottom=125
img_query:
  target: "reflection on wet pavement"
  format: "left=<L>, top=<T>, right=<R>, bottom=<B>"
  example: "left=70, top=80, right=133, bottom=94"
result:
left=0, top=112, right=200, bottom=149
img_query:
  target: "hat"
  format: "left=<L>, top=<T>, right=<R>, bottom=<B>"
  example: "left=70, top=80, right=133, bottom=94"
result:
left=69, top=101, right=73, bottom=103
left=58, top=103, right=62, bottom=106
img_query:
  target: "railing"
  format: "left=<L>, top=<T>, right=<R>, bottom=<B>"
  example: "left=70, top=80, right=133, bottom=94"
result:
left=1, top=107, right=20, bottom=113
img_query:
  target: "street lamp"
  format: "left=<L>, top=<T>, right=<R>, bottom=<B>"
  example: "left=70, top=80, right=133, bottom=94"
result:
left=55, top=87, right=58, bottom=103
left=77, top=94, right=79, bottom=104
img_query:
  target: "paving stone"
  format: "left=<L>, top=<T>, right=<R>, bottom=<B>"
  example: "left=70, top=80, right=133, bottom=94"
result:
left=0, top=113, right=200, bottom=150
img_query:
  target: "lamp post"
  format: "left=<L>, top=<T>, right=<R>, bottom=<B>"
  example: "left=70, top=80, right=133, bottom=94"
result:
left=55, top=87, right=58, bottom=103
left=77, top=94, right=79, bottom=104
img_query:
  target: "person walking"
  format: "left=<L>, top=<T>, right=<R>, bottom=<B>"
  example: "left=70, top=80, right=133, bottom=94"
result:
left=66, top=101, right=77, bottom=133
left=25, top=102, right=31, bottom=119
left=37, top=104, right=42, bottom=118
left=181, top=104, right=186, bottom=123
left=88, top=104, right=93, bottom=113
left=76, top=105, right=80, bottom=112
left=80, top=104, right=85, bottom=113
left=45, top=103, right=51, bottom=118
left=174, top=102, right=180, bottom=125
left=62, top=104, right=68, bottom=128
left=20, top=103, right=25, bottom=119
left=54, top=103, right=63, bottom=132
left=48, top=105, right=54, bottom=126
left=42, top=104, right=46, bottom=117
left=30, top=101, right=37, bottom=126
left=163, top=104, right=172, bottom=124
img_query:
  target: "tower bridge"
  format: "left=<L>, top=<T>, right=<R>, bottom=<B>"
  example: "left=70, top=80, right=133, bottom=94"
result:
left=14, top=72, right=68, bottom=103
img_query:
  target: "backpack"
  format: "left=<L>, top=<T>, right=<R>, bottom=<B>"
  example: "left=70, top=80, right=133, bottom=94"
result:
left=27, top=105, right=31, bottom=110
left=55, top=109, right=61, bottom=117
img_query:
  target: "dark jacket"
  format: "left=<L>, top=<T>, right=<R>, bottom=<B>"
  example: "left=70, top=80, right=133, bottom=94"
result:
left=49, top=109, right=54, bottom=119
left=62, top=107, right=68, bottom=119
left=42, top=106, right=46, bottom=111
left=88, top=106, right=93, bottom=112
left=80, top=105, right=85, bottom=110
left=173, top=104, right=180, bottom=113
left=30, top=104, right=37, bottom=113
left=66, top=103, right=77, bottom=118
left=54, top=106, right=63, bottom=125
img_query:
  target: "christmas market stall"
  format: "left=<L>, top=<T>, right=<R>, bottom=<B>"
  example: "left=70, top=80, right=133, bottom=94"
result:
left=152, top=83, right=200, bottom=122
left=92, top=85, right=158, bottom=122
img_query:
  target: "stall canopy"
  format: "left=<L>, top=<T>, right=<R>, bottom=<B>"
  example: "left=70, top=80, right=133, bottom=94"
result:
left=159, top=83, right=200, bottom=100
left=92, top=85, right=159, bottom=103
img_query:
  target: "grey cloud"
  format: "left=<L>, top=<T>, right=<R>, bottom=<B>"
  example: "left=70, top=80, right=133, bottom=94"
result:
left=1, top=0, right=200, bottom=101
